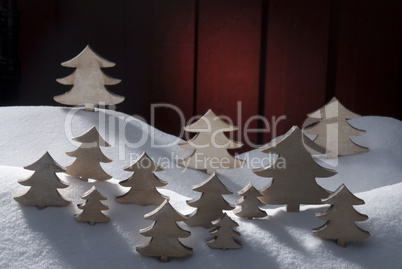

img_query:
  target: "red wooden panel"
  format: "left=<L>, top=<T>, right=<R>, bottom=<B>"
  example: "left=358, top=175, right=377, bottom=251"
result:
left=196, top=0, right=262, bottom=151
left=264, top=0, right=331, bottom=140
left=334, top=0, right=402, bottom=116
left=150, top=0, right=196, bottom=137
left=17, top=0, right=57, bottom=105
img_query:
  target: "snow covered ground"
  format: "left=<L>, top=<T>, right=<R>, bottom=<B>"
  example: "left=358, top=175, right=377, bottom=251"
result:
left=0, top=106, right=401, bottom=268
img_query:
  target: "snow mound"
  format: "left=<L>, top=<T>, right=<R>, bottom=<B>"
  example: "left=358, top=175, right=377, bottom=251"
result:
left=0, top=106, right=401, bottom=268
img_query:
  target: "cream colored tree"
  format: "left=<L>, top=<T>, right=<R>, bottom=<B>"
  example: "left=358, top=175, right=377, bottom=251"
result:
left=54, top=45, right=124, bottom=111
left=185, top=173, right=234, bottom=228
left=234, top=183, right=267, bottom=219
left=75, top=186, right=110, bottom=225
left=116, top=152, right=167, bottom=206
left=253, top=126, right=337, bottom=212
left=65, top=126, right=112, bottom=181
left=313, top=184, right=370, bottom=247
left=179, top=109, right=245, bottom=174
left=207, top=213, right=242, bottom=250
left=137, top=199, right=193, bottom=262
left=14, top=152, right=70, bottom=209
left=304, top=97, right=368, bottom=158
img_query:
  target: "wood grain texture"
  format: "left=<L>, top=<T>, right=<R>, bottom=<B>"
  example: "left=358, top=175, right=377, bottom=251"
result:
left=264, top=0, right=331, bottom=138
left=234, top=183, right=267, bottom=219
left=333, top=0, right=402, bottom=117
left=14, top=152, right=70, bottom=209
left=304, top=97, right=368, bottom=158
left=313, top=184, right=370, bottom=247
left=185, top=173, right=234, bottom=228
left=54, top=45, right=124, bottom=110
left=75, top=186, right=110, bottom=225
left=196, top=0, right=262, bottom=148
left=137, top=199, right=192, bottom=262
left=179, top=109, right=245, bottom=174
left=150, top=0, right=196, bottom=137
left=65, top=126, right=112, bottom=181
left=254, top=126, right=336, bottom=212
left=116, top=152, right=167, bottom=206
left=207, top=213, right=242, bottom=250
left=14, top=1, right=402, bottom=140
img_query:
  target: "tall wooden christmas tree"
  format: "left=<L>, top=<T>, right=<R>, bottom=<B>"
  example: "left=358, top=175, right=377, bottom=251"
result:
left=178, top=109, right=245, bottom=174
left=313, top=184, right=370, bottom=247
left=65, top=126, right=112, bottom=181
left=234, top=183, right=267, bottom=219
left=14, top=152, right=70, bottom=209
left=185, top=173, right=235, bottom=228
left=137, top=199, right=193, bottom=262
left=253, top=126, right=337, bottom=212
left=116, top=152, right=167, bottom=206
left=75, top=186, right=110, bottom=225
left=207, top=213, right=242, bottom=250
left=54, top=45, right=125, bottom=111
left=304, top=97, right=368, bottom=158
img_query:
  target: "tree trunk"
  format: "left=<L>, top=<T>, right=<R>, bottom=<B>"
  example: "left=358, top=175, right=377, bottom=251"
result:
left=286, top=203, right=300, bottom=212
left=160, top=255, right=169, bottom=262
left=337, top=238, right=346, bottom=247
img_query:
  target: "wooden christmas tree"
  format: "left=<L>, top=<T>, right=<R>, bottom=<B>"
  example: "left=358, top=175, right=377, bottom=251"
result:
left=206, top=213, right=242, bottom=250
left=54, top=45, right=125, bottom=111
left=253, top=126, right=337, bottom=212
left=313, top=184, right=370, bottom=247
left=185, top=173, right=235, bottom=228
left=75, top=186, right=110, bottom=225
left=137, top=199, right=193, bottom=262
left=65, top=126, right=112, bottom=181
left=304, top=97, right=368, bottom=158
left=234, top=183, right=267, bottom=219
left=116, top=152, right=168, bottom=206
left=178, top=109, right=245, bottom=174
left=14, top=152, right=70, bottom=209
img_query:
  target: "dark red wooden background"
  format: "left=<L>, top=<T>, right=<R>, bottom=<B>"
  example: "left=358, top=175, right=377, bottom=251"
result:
left=4, top=0, right=402, bottom=151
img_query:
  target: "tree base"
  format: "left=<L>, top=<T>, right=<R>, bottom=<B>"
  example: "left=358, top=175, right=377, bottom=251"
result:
left=286, top=204, right=300, bottom=212
left=336, top=239, right=346, bottom=247
left=160, top=256, right=169, bottom=263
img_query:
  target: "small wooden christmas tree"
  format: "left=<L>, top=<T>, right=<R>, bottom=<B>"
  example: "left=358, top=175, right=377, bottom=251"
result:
left=234, top=183, right=267, bottom=219
left=54, top=45, right=125, bottom=111
left=185, top=173, right=235, bottom=228
left=116, top=152, right=167, bottom=206
left=75, top=186, right=110, bottom=225
left=207, top=213, right=242, bottom=250
left=137, top=199, right=193, bottom=262
left=14, top=152, right=70, bottom=209
left=178, top=109, right=245, bottom=174
left=313, top=184, right=370, bottom=247
left=65, top=126, right=112, bottom=181
left=253, top=126, right=337, bottom=212
left=304, top=97, right=368, bottom=158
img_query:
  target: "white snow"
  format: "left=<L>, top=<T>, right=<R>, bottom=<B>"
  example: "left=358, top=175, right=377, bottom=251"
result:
left=0, top=106, right=401, bottom=268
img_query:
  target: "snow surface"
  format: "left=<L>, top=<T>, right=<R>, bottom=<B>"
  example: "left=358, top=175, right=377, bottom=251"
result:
left=0, top=106, right=401, bottom=268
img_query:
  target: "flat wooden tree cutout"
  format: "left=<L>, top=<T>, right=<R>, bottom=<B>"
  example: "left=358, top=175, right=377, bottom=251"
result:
left=234, top=183, right=267, bottom=219
left=14, top=152, right=70, bottom=209
left=207, top=213, right=242, bottom=250
left=65, top=126, right=112, bottom=181
left=313, top=184, right=370, bottom=247
left=116, top=152, right=168, bottom=206
left=178, top=109, right=245, bottom=174
left=304, top=97, right=368, bottom=158
left=75, top=186, right=110, bottom=225
left=137, top=199, right=193, bottom=262
left=54, top=45, right=125, bottom=111
left=185, top=173, right=235, bottom=228
left=253, top=126, right=337, bottom=212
